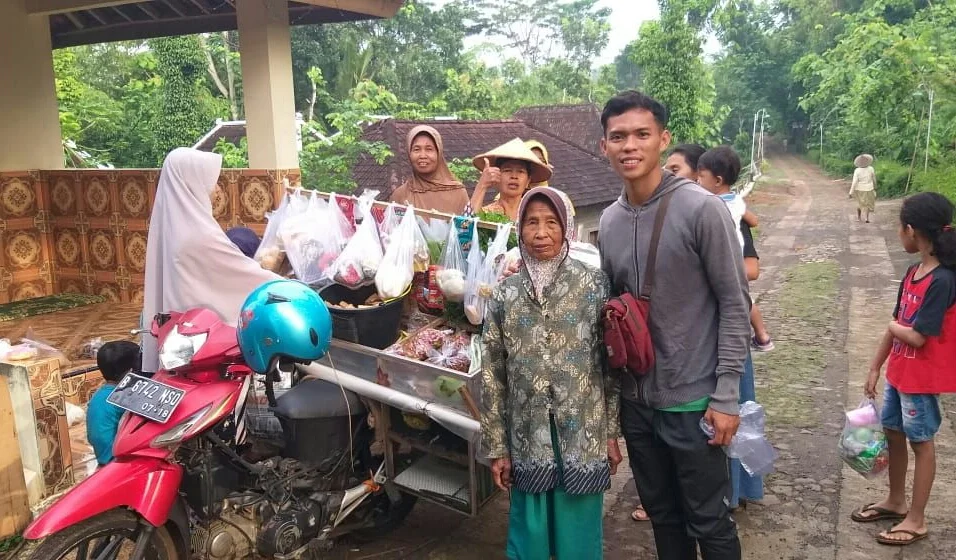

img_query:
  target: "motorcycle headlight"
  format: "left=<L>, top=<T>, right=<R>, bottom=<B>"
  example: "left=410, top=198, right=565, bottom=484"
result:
left=159, top=326, right=208, bottom=370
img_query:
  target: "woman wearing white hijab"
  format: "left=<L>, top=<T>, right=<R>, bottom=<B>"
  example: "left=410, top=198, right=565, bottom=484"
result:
left=141, top=148, right=280, bottom=372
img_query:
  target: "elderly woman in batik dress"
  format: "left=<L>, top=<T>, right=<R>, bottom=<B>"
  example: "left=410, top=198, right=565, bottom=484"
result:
left=481, top=186, right=622, bottom=560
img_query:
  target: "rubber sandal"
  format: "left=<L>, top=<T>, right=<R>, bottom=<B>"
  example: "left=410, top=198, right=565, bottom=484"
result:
left=876, top=529, right=928, bottom=546
left=631, top=506, right=650, bottom=522
left=851, top=503, right=907, bottom=523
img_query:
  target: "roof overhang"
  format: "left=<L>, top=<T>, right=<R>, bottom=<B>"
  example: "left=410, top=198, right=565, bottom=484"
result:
left=29, top=0, right=404, bottom=49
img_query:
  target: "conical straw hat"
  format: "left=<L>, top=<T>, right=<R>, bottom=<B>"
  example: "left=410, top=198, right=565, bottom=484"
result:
left=854, top=154, right=873, bottom=168
left=473, top=138, right=553, bottom=184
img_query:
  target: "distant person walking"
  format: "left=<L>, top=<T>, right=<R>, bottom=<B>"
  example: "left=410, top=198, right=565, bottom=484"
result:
left=849, top=154, right=877, bottom=223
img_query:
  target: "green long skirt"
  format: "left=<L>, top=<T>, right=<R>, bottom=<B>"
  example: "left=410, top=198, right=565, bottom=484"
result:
left=505, top=421, right=604, bottom=560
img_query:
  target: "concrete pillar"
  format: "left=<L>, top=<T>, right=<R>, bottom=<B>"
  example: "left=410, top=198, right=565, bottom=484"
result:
left=237, top=0, right=299, bottom=170
left=0, top=2, right=63, bottom=170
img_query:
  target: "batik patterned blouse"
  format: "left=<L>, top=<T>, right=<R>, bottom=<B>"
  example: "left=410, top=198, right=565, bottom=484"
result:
left=480, top=258, right=620, bottom=495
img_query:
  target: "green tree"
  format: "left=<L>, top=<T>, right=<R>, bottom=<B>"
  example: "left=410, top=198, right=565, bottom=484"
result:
left=150, top=36, right=217, bottom=162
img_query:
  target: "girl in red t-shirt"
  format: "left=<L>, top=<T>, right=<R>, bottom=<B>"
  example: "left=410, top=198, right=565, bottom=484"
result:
left=854, top=192, right=956, bottom=546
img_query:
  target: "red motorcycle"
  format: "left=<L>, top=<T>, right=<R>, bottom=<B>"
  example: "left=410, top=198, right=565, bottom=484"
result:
left=23, top=308, right=415, bottom=560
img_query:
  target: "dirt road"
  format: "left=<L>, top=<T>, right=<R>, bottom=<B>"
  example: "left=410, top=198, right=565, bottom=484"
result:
left=344, top=155, right=956, bottom=560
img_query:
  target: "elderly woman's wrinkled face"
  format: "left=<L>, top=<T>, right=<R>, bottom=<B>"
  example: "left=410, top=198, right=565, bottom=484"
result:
left=521, top=199, right=564, bottom=261
left=664, top=152, right=696, bottom=181
left=499, top=159, right=531, bottom=200
left=410, top=133, right=439, bottom=175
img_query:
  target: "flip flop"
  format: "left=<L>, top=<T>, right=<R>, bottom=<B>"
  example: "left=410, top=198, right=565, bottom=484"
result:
left=851, top=503, right=908, bottom=523
left=876, top=529, right=928, bottom=546
left=631, top=506, right=650, bottom=522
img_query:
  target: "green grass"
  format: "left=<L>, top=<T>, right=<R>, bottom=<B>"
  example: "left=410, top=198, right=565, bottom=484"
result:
left=754, top=260, right=840, bottom=428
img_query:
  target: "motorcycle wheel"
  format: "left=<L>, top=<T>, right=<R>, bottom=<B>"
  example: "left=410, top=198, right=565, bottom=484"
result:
left=23, top=510, right=179, bottom=560
left=348, top=492, right=418, bottom=543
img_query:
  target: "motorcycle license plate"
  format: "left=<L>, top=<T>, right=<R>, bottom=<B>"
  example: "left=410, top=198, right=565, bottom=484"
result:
left=107, top=373, right=185, bottom=424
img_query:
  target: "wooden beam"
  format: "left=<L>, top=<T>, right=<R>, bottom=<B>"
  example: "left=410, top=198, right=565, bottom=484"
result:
left=64, top=11, right=86, bottom=28
left=111, top=5, right=133, bottom=21
left=86, top=8, right=108, bottom=25
left=293, top=0, right=403, bottom=19
left=185, top=0, right=210, bottom=15
left=158, top=0, right=186, bottom=17
left=28, top=0, right=140, bottom=15
left=136, top=2, right=159, bottom=19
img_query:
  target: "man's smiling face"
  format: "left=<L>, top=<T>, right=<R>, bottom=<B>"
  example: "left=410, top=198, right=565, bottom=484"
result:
left=601, top=108, right=671, bottom=183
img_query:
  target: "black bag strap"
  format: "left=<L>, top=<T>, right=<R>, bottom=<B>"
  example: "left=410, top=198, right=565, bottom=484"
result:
left=639, top=189, right=676, bottom=300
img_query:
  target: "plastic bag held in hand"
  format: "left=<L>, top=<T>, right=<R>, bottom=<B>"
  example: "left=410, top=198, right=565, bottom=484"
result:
left=700, top=401, right=777, bottom=477
left=332, top=194, right=383, bottom=288
left=839, top=398, right=889, bottom=478
left=437, top=225, right=467, bottom=302
left=255, top=191, right=290, bottom=272
left=375, top=205, right=418, bottom=299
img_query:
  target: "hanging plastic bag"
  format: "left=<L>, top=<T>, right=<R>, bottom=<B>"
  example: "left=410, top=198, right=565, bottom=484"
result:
left=375, top=205, right=419, bottom=299
left=377, top=203, right=402, bottom=252
left=410, top=215, right=430, bottom=274
left=255, top=192, right=290, bottom=272
left=331, top=195, right=383, bottom=288
left=418, top=217, right=450, bottom=265
left=839, top=399, right=889, bottom=478
left=485, top=222, right=513, bottom=284
left=437, top=224, right=467, bottom=302
left=463, top=222, right=511, bottom=325
left=281, top=194, right=329, bottom=285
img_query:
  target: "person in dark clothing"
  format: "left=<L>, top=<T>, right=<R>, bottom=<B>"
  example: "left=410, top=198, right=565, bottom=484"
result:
left=598, top=90, right=749, bottom=560
left=226, top=227, right=261, bottom=259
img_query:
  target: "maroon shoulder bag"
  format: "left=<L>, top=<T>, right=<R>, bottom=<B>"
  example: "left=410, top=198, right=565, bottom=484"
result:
left=602, top=189, right=674, bottom=376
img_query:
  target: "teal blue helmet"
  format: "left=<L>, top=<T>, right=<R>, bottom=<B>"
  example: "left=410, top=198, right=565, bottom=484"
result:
left=237, top=280, right=333, bottom=373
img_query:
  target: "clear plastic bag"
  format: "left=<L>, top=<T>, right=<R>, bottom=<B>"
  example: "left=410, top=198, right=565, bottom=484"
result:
left=410, top=214, right=430, bottom=273
left=375, top=205, right=418, bottom=299
left=281, top=195, right=330, bottom=286
left=700, top=401, right=777, bottom=477
left=426, top=336, right=472, bottom=373
left=419, top=217, right=450, bottom=266
left=839, top=398, right=889, bottom=478
left=437, top=225, right=467, bottom=302
left=464, top=222, right=512, bottom=325
left=254, top=192, right=290, bottom=272
left=378, top=203, right=402, bottom=253
left=331, top=195, right=383, bottom=288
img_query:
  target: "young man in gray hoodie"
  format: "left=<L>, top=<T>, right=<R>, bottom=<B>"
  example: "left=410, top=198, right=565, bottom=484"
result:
left=599, top=91, right=750, bottom=559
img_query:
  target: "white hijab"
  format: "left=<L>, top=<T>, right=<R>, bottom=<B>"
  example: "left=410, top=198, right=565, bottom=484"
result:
left=142, top=148, right=280, bottom=372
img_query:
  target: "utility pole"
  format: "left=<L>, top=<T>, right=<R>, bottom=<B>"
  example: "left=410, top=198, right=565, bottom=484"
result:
left=924, top=88, right=934, bottom=172
left=750, top=112, right=759, bottom=178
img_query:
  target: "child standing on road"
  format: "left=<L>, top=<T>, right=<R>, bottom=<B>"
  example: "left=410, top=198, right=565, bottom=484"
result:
left=853, top=192, right=956, bottom=546
left=698, top=146, right=774, bottom=352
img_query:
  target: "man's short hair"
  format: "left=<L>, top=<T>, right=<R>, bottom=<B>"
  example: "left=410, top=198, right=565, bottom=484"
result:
left=97, top=340, right=141, bottom=383
left=601, top=90, right=669, bottom=134
left=698, top=146, right=742, bottom=186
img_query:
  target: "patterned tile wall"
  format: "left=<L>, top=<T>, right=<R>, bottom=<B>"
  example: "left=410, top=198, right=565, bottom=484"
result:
left=0, top=168, right=299, bottom=304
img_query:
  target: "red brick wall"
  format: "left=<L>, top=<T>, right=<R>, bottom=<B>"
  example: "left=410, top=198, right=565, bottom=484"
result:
left=0, top=168, right=298, bottom=304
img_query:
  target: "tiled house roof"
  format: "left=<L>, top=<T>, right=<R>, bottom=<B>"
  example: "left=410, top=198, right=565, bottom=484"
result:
left=512, top=104, right=605, bottom=157
left=353, top=117, right=621, bottom=211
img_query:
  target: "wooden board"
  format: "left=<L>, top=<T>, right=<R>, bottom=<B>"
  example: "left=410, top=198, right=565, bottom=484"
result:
left=0, top=375, right=31, bottom=537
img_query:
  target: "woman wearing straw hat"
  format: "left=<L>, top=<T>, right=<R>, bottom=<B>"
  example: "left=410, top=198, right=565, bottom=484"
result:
left=468, top=138, right=553, bottom=222
left=524, top=139, right=553, bottom=188
left=850, top=154, right=877, bottom=223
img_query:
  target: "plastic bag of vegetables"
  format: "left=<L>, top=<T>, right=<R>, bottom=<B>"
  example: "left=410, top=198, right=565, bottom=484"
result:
left=331, top=194, right=383, bottom=288
left=375, top=205, right=420, bottom=299
left=463, top=222, right=512, bottom=325
left=437, top=224, right=467, bottom=302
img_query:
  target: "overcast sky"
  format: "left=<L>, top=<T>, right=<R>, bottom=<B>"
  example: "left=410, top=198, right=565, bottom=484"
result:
left=433, top=1, right=717, bottom=67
